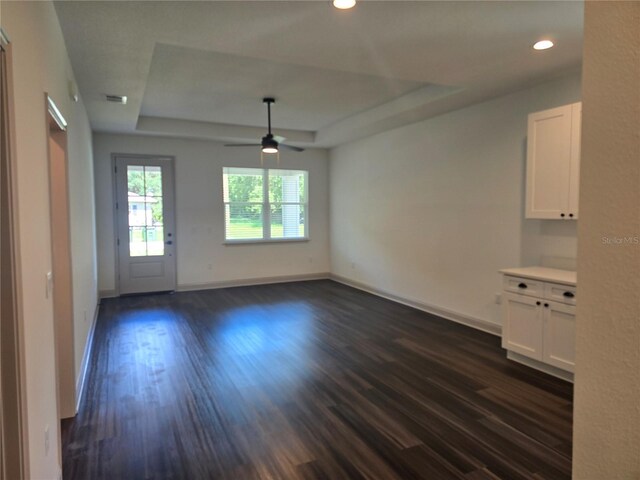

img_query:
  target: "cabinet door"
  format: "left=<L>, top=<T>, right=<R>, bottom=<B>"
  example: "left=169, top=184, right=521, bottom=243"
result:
left=543, top=300, right=576, bottom=372
left=501, top=293, right=543, bottom=360
left=525, top=104, right=573, bottom=219
left=568, top=102, right=582, bottom=218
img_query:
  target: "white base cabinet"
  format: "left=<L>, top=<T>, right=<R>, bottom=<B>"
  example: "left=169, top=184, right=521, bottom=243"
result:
left=500, top=268, right=576, bottom=374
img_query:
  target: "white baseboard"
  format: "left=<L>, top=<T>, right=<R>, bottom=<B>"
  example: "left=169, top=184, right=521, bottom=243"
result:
left=330, top=274, right=501, bottom=336
left=101, top=273, right=500, bottom=339
left=75, top=302, right=100, bottom=413
left=99, top=289, right=117, bottom=299
left=177, top=272, right=331, bottom=292
left=507, top=351, right=574, bottom=383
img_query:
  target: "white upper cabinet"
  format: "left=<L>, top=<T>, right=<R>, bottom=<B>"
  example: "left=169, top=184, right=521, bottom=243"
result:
left=525, top=102, right=581, bottom=219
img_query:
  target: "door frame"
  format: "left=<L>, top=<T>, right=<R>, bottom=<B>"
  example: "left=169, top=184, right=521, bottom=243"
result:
left=46, top=93, right=76, bottom=423
left=111, top=153, right=177, bottom=295
left=0, top=31, right=29, bottom=479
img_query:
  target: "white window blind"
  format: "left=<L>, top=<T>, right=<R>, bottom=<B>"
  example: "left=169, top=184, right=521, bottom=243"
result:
left=223, top=167, right=308, bottom=242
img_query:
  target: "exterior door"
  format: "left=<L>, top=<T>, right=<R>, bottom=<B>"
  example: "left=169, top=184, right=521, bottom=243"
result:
left=115, top=155, right=176, bottom=294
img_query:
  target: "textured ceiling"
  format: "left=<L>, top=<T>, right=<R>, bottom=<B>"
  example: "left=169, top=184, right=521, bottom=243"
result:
left=141, top=44, right=427, bottom=131
left=54, top=1, right=584, bottom=147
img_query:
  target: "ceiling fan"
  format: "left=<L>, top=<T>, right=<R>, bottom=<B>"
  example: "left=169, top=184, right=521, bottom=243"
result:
left=224, top=98, right=305, bottom=153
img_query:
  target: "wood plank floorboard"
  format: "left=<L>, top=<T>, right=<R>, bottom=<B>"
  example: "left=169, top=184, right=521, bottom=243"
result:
left=62, top=280, right=573, bottom=479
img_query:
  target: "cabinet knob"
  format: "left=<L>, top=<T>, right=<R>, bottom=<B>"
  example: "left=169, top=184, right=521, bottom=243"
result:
left=536, top=301, right=541, bottom=306
left=563, top=291, right=575, bottom=298
left=544, top=303, right=549, bottom=308
left=560, top=213, right=565, bottom=218
left=569, top=213, right=574, bottom=218
left=518, top=282, right=528, bottom=289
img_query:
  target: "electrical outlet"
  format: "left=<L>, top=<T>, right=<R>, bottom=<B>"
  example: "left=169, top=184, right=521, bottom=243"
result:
left=350, top=262, right=356, bottom=270
left=44, top=425, right=50, bottom=456
left=495, top=293, right=502, bottom=305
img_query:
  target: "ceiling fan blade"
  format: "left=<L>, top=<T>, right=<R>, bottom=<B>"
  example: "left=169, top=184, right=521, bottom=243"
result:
left=280, top=144, right=305, bottom=152
left=274, top=135, right=286, bottom=143
left=224, top=143, right=262, bottom=147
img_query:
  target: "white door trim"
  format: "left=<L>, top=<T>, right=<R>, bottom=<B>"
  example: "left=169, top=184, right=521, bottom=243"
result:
left=1, top=37, right=29, bottom=479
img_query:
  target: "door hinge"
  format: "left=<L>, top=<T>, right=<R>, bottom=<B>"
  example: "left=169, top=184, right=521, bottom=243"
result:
left=117, top=238, right=120, bottom=246
left=114, top=165, right=118, bottom=173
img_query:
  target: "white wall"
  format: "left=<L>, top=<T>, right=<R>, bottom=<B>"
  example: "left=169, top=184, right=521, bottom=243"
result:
left=67, top=93, right=98, bottom=383
left=93, top=133, right=330, bottom=294
left=330, top=73, right=581, bottom=328
left=1, top=1, right=97, bottom=478
left=573, top=2, right=640, bottom=477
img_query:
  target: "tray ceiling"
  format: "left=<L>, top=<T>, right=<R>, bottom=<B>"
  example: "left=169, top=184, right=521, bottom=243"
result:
left=54, top=1, right=584, bottom=148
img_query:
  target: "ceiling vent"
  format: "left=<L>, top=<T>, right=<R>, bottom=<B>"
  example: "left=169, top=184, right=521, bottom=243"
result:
left=105, top=94, right=127, bottom=105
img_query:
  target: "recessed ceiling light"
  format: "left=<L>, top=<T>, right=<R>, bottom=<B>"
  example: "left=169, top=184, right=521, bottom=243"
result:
left=333, top=0, right=356, bottom=10
left=533, top=40, right=554, bottom=51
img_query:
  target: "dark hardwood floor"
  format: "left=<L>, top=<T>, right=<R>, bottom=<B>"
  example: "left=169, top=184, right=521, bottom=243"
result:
left=62, top=280, right=573, bottom=479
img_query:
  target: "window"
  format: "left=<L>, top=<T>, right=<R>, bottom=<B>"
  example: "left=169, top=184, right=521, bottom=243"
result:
left=223, top=167, right=308, bottom=242
left=127, top=165, right=165, bottom=256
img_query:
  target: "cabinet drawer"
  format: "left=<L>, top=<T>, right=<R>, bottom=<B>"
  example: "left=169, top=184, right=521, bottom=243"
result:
left=544, top=283, right=577, bottom=305
left=503, top=276, right=544, bottom=298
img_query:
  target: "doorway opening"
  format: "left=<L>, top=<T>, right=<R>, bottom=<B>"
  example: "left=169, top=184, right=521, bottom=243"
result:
left=46, top=95, right=76, bottom=425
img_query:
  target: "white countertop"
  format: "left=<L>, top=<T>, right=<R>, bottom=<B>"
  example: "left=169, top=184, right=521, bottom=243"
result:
left=499, top=266, right=577, bottom=286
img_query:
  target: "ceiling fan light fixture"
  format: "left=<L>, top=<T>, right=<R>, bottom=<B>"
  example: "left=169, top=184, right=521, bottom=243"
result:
left=224, top=97, right=304, bottom=154
left=333, top=0, right=356, bottom=10
left=261, top=132, right=279, bottom=153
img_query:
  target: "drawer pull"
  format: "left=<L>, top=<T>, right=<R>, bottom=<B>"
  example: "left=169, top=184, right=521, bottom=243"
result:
left=517, top=283, right=528, bottom=289
left=563, top=291, right=575, bottom=298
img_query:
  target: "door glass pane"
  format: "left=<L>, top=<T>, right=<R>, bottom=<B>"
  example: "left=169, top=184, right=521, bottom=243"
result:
left=127, top=165, right=164, bottom=256
left=127, top=165, right=145, bottom=195
left=129, top=226, right=147, bottom=257
left=145, top=166, right=163, bottom=197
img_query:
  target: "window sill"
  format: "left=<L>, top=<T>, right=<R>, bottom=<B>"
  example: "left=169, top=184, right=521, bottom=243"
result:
left=223, top=238, right=310, bottom=245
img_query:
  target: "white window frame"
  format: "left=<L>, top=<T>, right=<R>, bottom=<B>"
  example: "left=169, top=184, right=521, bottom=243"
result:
left=223, top=167, right=309, bottom=244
